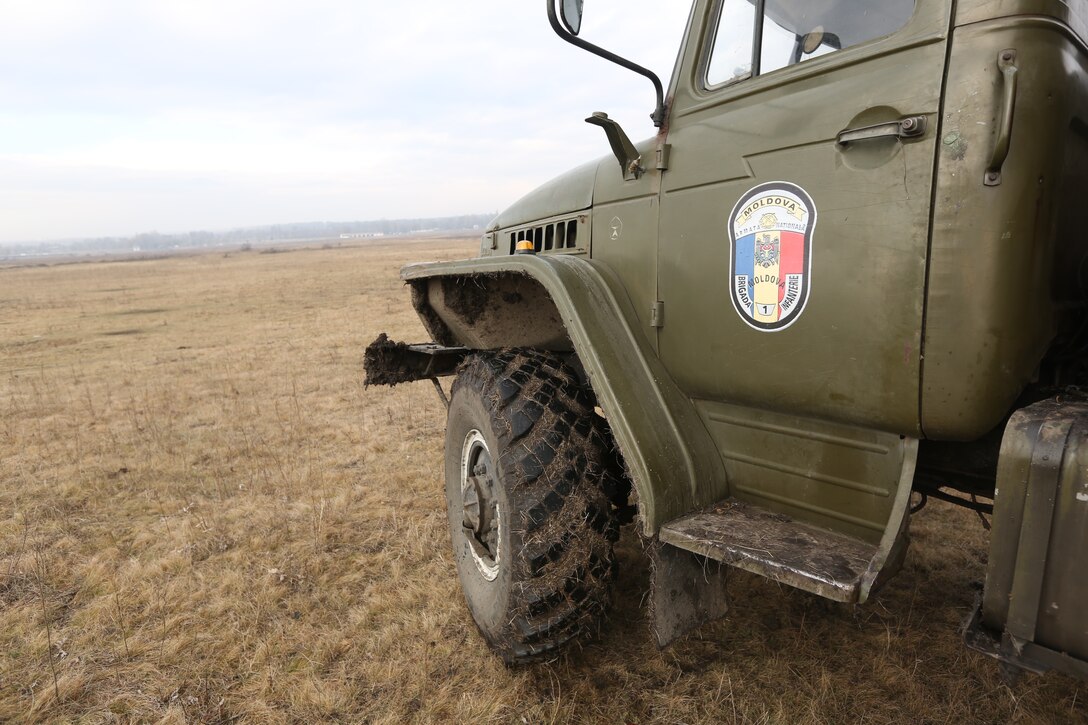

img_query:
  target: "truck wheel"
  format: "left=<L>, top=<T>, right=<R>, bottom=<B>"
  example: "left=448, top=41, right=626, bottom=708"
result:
left=444, top=349, right=619, bottom=664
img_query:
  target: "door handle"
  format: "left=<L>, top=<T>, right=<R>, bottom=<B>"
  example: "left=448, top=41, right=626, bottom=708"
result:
left=836, top=115, right=927, bottom=146
left=985, top=49, right=1019, bottom=186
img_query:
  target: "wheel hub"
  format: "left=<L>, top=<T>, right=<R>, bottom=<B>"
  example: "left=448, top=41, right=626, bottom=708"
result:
left=460, top=430, right=501, bottom=581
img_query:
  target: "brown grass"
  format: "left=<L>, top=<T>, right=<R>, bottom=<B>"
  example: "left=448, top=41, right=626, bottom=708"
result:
left=0, top=238, right=1084, bottom=724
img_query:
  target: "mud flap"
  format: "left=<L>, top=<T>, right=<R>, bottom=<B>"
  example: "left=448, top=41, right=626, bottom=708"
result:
left=649, top=540, right=729, bottom=648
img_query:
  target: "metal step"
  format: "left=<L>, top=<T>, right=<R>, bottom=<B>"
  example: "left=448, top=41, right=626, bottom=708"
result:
left=659, top=499, right=878, bottom=602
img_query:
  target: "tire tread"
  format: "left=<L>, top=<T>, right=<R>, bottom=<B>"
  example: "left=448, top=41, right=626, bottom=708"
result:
left=450, top=349, right=623, bottom=664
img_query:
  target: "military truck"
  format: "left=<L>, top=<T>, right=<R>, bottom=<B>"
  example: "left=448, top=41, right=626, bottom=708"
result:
left=365, top=0, right=1088, bottom=678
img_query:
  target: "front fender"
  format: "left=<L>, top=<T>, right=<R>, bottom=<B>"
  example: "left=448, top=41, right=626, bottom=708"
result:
left=402, top=254, right=728, bottom=534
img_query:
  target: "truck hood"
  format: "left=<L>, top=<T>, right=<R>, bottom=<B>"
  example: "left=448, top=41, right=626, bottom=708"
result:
left=487, top=156, right=602, bottom=232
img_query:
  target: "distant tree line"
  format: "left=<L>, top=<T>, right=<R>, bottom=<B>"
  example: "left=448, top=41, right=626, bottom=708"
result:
left=0, top=214, right=495, bottom=259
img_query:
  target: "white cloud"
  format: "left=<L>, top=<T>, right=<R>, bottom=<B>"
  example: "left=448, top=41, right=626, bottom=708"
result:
left=0, top=1, right=692, bottom=243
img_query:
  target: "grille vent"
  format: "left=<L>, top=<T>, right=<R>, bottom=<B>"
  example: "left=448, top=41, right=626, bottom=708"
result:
left=508, top=219, right=579, bottom=255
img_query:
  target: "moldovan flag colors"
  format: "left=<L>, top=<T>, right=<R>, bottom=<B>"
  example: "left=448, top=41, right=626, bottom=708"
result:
left=728, top=182, right=817, bottom=332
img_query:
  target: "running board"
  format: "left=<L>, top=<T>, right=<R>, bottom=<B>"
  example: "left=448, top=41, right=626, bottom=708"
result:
left=659, top=499, right=879, bottom=603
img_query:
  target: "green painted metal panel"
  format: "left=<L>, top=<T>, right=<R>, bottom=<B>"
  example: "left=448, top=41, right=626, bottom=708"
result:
left=697, top=400, right=916, bottom=544
left=487, top=158, right=599, bottom=232
left=656, top=0, right=952, bottom=437
left=590, top=135, right=666, bottom=349
left=957, top=0, right=1088, bottom=47
left=922, top=16, right=1088, bottom=438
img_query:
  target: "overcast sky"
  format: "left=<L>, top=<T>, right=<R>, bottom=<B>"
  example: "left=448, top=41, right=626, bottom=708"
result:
left=1, top=1, right=693, bottom=244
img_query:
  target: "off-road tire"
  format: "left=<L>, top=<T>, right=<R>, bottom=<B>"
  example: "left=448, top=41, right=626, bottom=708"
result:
left=444, top=349, right=621, bottom=664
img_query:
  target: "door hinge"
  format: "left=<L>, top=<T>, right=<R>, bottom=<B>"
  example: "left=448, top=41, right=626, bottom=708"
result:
left=655, top=143, right=671, bottom=171
left=650, top=301, right=665, bottom=328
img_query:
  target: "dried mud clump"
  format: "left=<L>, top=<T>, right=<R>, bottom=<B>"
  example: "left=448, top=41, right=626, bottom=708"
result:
left=363, top=332, right=415, bottom=387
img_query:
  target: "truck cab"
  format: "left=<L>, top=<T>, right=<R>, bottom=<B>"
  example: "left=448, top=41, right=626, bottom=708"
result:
left=367, top=0, right=1088, bottom=676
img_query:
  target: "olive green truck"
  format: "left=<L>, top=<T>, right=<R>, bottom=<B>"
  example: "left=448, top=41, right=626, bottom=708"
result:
left=365, top=0, right=1088, bottom=678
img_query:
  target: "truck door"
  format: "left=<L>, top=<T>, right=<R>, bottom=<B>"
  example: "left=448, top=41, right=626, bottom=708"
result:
left=658, top=0, right=951, bottom=434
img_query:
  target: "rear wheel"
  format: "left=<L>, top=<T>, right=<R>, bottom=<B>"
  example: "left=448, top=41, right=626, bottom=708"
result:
left=444, top=349, right=621, bottom=664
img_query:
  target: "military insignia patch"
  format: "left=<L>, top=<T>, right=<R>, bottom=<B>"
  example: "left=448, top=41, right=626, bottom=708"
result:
left=728, top=182, right=817, bottom=332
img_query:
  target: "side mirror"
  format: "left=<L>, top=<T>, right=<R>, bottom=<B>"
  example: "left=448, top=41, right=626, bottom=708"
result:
left=546, top=0, right=666, bottom=128
left=560, top=0, right=583, bottom=36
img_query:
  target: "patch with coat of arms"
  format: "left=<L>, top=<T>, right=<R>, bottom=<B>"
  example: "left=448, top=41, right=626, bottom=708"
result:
left=728, top=181, right=817, bottom=332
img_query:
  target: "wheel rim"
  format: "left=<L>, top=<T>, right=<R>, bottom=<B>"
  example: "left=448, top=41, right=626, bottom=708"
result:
left=460, top=430, right=501, bottom=581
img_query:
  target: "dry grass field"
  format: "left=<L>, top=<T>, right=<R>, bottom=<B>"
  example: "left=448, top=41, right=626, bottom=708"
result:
left=1, top=238, right=1086, bottom=724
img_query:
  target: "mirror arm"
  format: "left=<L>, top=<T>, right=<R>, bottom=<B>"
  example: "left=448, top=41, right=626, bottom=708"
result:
left=586, top=112, right=643, bottom=180
left=546, top=0, right=667, bottom=128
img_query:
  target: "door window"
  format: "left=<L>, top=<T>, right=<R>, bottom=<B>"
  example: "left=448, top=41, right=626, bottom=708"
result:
left=705, top=2, right=757, bottom=86
left=706, top=0, right=916, bottom=86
